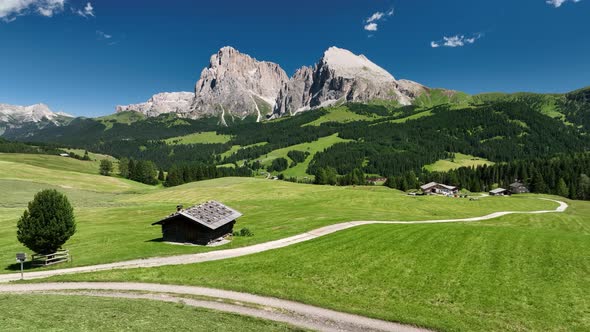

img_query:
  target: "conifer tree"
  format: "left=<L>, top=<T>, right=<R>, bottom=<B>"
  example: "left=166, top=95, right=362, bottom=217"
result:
left=17, top=190, right=76, bottom=254
left=556, top=178, right=569, bottom=198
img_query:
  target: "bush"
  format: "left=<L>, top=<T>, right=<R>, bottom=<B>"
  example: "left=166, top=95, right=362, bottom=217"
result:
left=17, top=190, right=76, bottom=254
left=233, top=227, right=253, bottom=237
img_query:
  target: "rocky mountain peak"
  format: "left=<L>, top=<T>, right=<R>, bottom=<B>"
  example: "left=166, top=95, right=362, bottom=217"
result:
left=320, top=46, right=396, bottom=82
left=272, top=47, right=427, bottom=117
left=188, top=46, right=289, bottom=123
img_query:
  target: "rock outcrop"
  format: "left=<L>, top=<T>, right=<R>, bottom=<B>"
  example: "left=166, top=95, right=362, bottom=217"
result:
left=273, top=47, right=427, bottom=117
left=187, top=46, right=289, bottom=123
left=116, top=92, right=194, bottom=117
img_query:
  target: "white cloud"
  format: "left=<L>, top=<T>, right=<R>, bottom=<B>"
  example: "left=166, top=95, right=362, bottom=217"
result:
left=96, top=30, right=112, bottom=39
left=0, top=0, right=65, bottom=20
left=364, top=8, right=394, bottom=34
left=37, top=0, right=64, bottom=17
left=366, top=12, right=384, bottom=23
left=75, top=2, right=94, bottom=17
left=364, top=23, right=378, bottom=31
left=431, top=33, right=483, bottom=48
left=546, top=0, right=582, bottom=7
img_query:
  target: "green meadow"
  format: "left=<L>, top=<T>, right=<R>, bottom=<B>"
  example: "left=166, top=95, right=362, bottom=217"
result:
left=1, top=153, right=588, bottom=331
left=303, top=106, right=377, bottom=126
left=258, top=133, right=350, bottom=178
left=0, top=153, right=553, bottom=271
left=46, top=199, right=590, bottom=331
left=0, top=294, right=303, bottom=331
left=165, top=131, right=232, bottom=145
left=424, top=153, right=494, bottom=172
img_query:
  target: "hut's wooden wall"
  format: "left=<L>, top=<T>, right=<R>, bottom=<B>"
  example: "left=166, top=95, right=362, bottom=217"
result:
left=160, top=217, right=235, bottom=245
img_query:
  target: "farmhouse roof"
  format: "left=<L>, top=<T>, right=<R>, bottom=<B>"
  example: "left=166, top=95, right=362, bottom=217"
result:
left=420, top=182, right=457, bottom=190
left=490, top=188, right=508, bottom=194
left=152, top=201, right=242, bottom=230
left=420, top=182, right=438, bottom=190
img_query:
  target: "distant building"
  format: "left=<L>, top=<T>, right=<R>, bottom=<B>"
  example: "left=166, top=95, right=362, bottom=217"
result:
left=489, top=188, right=511, bottom=196
left=420, top=182, right=459, bottom=195
left=366, top=177, right=387, bottom=185
left=59, top=153, right=70, bottom=157
left=152, top=201, right=242, bottom=245
left=510, top=182, right=529, bottom=194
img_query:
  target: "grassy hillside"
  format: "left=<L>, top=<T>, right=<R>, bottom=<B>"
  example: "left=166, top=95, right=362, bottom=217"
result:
left=303, top=106, right=377, bottom=126
left=50, top=199, right=590, bottom=331
left=0, top=153, right=108, bottom=175
left=0, top=294, right=301, bottom=331
left=4, top=88, right=589, bottom=183
left=424, top=153, right=494, bottom=172
left=0, top=155, right=554, bottom=272
left=413, top=89, right=472, bottom=108
left=258, top=134, right=350, bottom=178
left=165, top=131, right=232, bottom=145
left=96, top=111, right=146, bottom=129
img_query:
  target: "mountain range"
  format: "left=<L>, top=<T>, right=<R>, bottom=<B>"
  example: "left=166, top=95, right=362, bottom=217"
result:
left=0, top=103, right=71, bottom=135
left=115, top=46, right=428, bottom=123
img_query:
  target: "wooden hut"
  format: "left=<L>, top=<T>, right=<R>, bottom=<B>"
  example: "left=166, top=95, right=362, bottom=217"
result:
left=509, top=182, right=529, bottom=194
left=152, top=201, right=242, bottom=245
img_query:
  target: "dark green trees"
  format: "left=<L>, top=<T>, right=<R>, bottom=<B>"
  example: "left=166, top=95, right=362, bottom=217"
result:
left=268, top=158, right=289, bottom=172
left=118, top=157, right=129, bottom=178
left=99, top=159, right=114, bottom=176
left=118, top=159, right=158, bottom=185
left=17, top=190, right=76, bottom=254
left=287, top=150, right=310, bottom=163
left=578, top=174, right=590, bottom=200
left=556, top=178, right=569, bottom=198
left=82, top=150, right=91, bottom=161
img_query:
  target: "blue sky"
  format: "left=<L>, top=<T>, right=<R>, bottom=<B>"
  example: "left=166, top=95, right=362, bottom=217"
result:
left=0, top=0, right=589, bottom=117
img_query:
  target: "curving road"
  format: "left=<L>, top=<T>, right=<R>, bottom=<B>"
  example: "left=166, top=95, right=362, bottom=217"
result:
left=0, top=198, right=567, bottom=283
left=0, top=282, right=430, bottom=332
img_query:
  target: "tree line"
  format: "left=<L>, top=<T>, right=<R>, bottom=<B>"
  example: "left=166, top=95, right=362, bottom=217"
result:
left=163, top=163, right=252, bottom=187
left=385, top=153, right=590, bottom=200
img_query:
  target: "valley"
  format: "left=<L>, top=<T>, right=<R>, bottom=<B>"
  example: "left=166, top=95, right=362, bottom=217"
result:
left=1, top=4, right=589, bottom=329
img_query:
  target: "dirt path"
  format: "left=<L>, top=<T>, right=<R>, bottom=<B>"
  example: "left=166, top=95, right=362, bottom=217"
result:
left=0, top=282, right=430, bottom=332
left=0, top=198, right=567, bottom=283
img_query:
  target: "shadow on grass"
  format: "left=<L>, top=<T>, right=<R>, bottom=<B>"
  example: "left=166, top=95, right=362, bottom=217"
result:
left=4, top=261, right=33, bottom=272
left=145, top=238, right=164, bottom=243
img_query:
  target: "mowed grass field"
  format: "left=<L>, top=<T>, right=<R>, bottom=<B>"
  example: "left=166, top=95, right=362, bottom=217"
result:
left=0, top=294, right=303, bottom=331
left=47, top=199, right=590, bottom=331
left=0, top=153, right=555, bottom=273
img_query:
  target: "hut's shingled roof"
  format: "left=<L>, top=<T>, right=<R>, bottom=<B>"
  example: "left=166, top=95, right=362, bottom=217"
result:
left=152, top=201, right=242, bottom=230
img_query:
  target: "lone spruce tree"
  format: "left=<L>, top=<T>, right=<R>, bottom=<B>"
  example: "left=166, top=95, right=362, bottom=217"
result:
left=17, top=189, right=76, bottom=254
